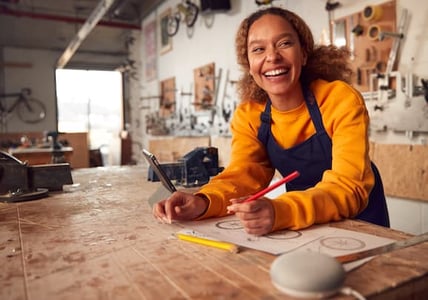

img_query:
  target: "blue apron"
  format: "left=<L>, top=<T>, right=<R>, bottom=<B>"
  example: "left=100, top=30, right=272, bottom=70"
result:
left=257, top=87, right=390, bottom=227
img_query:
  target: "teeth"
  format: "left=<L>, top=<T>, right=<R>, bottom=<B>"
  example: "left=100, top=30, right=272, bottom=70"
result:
left=264, top=69, right=287, bottom=76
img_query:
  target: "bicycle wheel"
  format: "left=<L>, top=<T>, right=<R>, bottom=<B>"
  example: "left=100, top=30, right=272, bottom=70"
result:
left=167, top=13, right=180, bottom=37
left=185, top=1, right=199, bottom=28
left=17, top=97, right=47, bottom=123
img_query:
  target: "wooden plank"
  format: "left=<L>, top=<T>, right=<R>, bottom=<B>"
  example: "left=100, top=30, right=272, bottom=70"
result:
left=148, top=136, right=210, bottom=162
left=59, top=132, right=89, bottom=168
left=10, top=148, right=73, bottom=165
left=372, top=144, right=428, bottom=202
left=1, top=166, right=427, bottom=299
left=0, top=205, right=27, bottom=300
left=210, top=135, right=232, bottom=167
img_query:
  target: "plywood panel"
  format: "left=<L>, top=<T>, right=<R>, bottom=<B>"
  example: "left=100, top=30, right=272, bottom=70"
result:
left=193, top=62, right=215, bottom=110
left=372, top=144, right=428, bottom=202
left=336, top=0, right=397, bottom=92
left=159, top=77, right=176, bottom=117
left=148, top=136, right=210, bottom=162
left=210, top=136, right=232, bottom=167
left=59, top=132, right=89, bottom=169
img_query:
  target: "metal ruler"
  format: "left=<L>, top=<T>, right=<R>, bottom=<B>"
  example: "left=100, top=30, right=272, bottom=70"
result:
left=336, top=232, right=428, bottom=264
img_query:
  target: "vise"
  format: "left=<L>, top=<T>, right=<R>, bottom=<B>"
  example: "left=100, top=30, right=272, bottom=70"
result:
left=0, top=151, right=73, bottom=202
left=147, top=147, right=224, bottom=187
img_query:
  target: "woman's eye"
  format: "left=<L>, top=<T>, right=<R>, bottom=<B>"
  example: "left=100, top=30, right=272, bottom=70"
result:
left=251, top=47, right=264, bottom=53
left=279, top=40, right=292, bottom=47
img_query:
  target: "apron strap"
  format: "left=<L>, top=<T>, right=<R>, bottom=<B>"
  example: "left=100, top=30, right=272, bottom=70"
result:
left=257, top=100, right=272, bottom=145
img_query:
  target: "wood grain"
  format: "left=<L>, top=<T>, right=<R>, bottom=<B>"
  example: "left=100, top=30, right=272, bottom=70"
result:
left=2, top=166, right=426, bottom=299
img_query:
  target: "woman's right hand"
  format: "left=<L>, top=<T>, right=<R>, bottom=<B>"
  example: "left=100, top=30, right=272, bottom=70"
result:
left=152, top=191, right=209, bottom=223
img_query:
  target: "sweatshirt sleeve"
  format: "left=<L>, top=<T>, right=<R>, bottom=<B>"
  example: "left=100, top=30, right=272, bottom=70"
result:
left=195, top=101, right=275, bottom=218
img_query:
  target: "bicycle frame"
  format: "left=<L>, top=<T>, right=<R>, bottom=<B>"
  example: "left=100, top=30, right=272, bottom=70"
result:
left=0, top=88, right=46, bottom=131
left=0, top=91, right=26, bottom=113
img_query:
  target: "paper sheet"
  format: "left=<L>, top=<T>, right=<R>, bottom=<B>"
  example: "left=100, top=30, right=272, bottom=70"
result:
left=177, top=215, right=394, bottom=266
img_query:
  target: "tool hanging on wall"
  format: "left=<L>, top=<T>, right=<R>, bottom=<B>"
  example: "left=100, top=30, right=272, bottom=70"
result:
left=384, top=8, right=408, bottom=76
left=220, top=69, right=237, bottom=124
left=208, top=67, right=223, bottom=126
left=325, top=0, right=341, bottom=44
left=178, top=86, right=193, bottom=124
left=362, top=5, right=384, bottom=22
left=167, top=0, right=199, bottom=37
left=255, top=0, right=277, bottom=6
left=374, top=8, right=408, bottom=101
left=421, top=79, right=428, bottom=103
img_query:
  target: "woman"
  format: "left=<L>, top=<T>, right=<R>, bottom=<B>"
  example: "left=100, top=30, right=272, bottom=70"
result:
left=152, top=7, right=389, bottom=235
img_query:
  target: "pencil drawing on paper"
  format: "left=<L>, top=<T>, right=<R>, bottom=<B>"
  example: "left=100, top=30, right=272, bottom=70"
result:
left=265, top=230, right=302, bottom=240
left=215, top=220, right=243, bottom=230
left=215, top=219, right=302, bottom=240
left=180, top=215, right=394, bottom=256
left=320, top=237, right=366, bottom=251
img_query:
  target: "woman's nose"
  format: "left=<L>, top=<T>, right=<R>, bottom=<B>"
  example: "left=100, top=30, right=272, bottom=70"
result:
left=266, top=47, right=280, bottom=61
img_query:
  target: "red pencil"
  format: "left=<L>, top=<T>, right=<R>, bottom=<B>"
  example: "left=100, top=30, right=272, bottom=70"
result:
left=242, top=170, right=300, bottom=203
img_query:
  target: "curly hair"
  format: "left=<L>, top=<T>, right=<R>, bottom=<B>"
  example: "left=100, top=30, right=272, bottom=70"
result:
left=235, top=7, right=353, bottom=103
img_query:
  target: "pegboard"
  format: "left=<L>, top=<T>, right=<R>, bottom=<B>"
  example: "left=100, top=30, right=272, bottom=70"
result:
left=193, top=62, right=215, bottom=111
left=148, top=136, right=210, bottom=162
left=334, top=0, right=397, bottom=92
left=160, top=77, right=176, bottom=117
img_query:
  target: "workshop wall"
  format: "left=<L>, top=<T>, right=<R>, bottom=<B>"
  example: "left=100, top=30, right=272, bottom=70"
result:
left=131, top=0, right=329, bottom=148
left=131, top=0, right=428, bottom=235
left=2, top=48, right=57, bottom=133
left=0, top=0, right=426, bottom=234
left=1, top=47, right=131, bottom=134
left=132, top=0, right=428, bottom=149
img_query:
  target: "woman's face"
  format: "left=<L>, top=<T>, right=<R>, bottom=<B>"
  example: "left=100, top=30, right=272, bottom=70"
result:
left=247, top=14, right=306, bottom=103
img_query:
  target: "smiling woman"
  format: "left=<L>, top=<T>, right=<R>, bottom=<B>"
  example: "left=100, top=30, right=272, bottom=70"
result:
left=151, top=6, right=389, bottom=236
left=55, top=69, right=123, bottom=166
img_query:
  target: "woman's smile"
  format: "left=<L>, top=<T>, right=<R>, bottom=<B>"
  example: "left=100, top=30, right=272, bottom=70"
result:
left=264, top=67, right=290, bottom=77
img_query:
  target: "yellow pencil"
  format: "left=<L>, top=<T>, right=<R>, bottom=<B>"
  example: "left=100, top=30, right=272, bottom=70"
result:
left=176, top=233, right=239, bottom=253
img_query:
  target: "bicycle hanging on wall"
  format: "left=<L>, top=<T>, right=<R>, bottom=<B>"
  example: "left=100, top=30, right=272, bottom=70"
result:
left=0, top=88, right=46, bottom=132
left=167, top=0, right=199, bottom=37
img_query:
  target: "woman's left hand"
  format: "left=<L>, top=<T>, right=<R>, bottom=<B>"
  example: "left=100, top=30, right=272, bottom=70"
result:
left=227, top=197, right=275, bottom=236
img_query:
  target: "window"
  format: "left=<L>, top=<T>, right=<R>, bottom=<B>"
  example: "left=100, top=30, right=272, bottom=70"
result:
left=56, top=69, right=123, bottom=166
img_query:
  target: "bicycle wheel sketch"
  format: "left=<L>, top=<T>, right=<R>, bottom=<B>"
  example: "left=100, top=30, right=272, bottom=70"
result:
left=320, top=236, right=366, bottom=251
left=215, top=219, right=243, bottom=230
left=17, top=97, right=46, bottom=123
left=265, top=230, right=302, bottom=240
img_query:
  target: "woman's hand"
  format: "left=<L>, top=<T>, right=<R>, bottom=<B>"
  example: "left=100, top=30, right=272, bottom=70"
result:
left=227, top=197, right=275, bottom=236
left=152, top=191, right=209, bottom=223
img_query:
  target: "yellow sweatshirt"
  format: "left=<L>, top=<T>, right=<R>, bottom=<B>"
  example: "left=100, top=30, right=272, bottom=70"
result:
left=196, top=79, right=374, bottom=230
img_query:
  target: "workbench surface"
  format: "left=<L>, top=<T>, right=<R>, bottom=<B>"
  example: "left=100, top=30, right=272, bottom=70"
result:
left=1, top=166, right=427, bottom=299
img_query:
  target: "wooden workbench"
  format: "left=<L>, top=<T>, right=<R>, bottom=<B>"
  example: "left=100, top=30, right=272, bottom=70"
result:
left=8, top=146, right=73, bottom=166
left=1, top=166, right=427, bottom=300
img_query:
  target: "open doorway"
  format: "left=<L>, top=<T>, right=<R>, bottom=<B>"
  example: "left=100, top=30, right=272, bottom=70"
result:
left=56, top=69, right=123, bottom=166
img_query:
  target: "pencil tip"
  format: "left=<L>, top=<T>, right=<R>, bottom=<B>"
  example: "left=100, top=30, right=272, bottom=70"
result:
left=231, top=245, right=240, bottom=254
